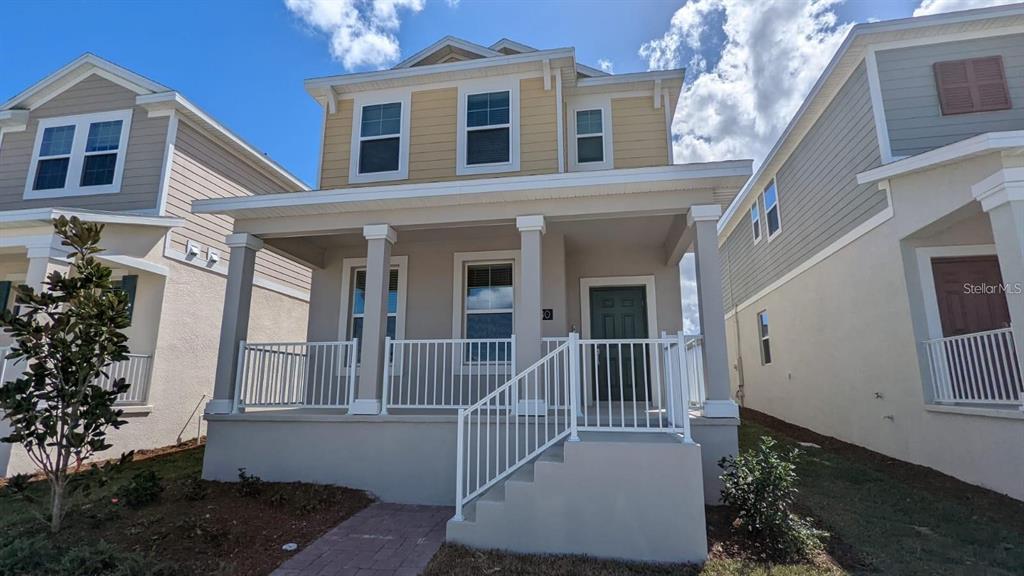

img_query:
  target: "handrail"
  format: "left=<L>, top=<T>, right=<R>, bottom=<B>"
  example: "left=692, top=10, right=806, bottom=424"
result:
left=923, top=327, right=1021, bottom=405
left=234, top=340, right=359, bottom=411
left=923, top=326, right=1015, bottom=344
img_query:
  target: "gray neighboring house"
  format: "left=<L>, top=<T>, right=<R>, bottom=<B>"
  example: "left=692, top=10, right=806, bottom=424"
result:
left=191, top=36, right=753, bottom=562
left=0, top=55, right=311, bottom=477
left=718, top=5, right=1024, bottom=501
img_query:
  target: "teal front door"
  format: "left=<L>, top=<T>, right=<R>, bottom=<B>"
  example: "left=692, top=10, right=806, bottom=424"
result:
left=589, top=286, right=650, bottom=401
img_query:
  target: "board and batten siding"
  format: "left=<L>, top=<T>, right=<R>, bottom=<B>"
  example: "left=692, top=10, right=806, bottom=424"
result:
left=0, top=74, right=167, bottom=212
left=165, top=122, right=311, bottom=295
left=721, top=63, right=886, bottom=311
left=878, top=33, right=1024, bottom=158
left=612, top=96, right=668, bottom=169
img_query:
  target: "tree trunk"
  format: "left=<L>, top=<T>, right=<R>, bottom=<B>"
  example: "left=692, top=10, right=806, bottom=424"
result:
left=50, top=481, right=63, bottom=533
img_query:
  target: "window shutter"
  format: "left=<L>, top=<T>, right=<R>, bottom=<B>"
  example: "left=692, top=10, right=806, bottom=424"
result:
left=0, top=281, right=10, bottom=310
left=934, top=56, right=1011, bottom=115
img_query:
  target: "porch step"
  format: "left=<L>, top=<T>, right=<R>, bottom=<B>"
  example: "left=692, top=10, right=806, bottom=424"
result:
left=458, top=441, right=567, bottom=526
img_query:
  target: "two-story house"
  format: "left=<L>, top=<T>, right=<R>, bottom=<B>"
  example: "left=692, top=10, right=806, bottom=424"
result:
left=717, top=5, right=1024, bottom=501
left=0, top=55, right=310, bottom=477
left=193, top=37, right=752, bottom=562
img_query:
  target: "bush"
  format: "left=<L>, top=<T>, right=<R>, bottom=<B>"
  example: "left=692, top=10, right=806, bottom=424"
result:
left=719, top=436, right=827, bottom=561
left=236, top=468, right=262, bottom=498
left=0, top=474, right=32, bottom=498
left=120, top=471, right=164, bottom=508
left=180, top=477, right=208, bottom=502
left=0, top=534, right=49, bottom=576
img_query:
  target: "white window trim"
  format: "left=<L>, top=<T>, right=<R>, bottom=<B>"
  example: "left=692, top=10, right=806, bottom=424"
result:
left=750, top=200, right=762, bottom=244
left=339, top=255, right=409, bottom=342
left=757, top=310, right=771, bottom=365
left=764, top=178, right=782, bottom=241
left=348, top=91, right=411, bottom=184
left=451, top=250, right=521, bottom=339
left=567, top=96, right=614, bottom=172
left=24, top=109, right=133, bottom=199
left=456, top=78, right=520, bottom=176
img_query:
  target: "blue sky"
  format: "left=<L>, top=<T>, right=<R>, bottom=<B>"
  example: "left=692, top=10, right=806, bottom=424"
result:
left=2, top=0, right=959, bottom=188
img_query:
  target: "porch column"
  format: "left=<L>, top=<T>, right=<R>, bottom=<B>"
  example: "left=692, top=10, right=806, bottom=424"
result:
left=351, top=224, right=396, bottom=415
left=516, top=215, right=545, bottom=412
left=207, top=233, right=262, bottom=415
left=24, top=243, right=70, bottom=291
left=690, top=205, right=739, bottom=418
left=973, top=170, right=1024, bottom=381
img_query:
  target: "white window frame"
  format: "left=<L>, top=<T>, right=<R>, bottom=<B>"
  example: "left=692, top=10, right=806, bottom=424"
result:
left=24, top=109, right=133, bottom=199
left=456, top=78, right=520, bottom=176
left=757, top=310, right=772, bottom=365
left=750, top=200, right=762, bottom=244
left=764, top=178, right=782, bottom=241
left=339, top=255, right=408, bottom=343
left=451, top=250, right=521, bottom=340
left=568, top=95, right=613, bottom=172
left=348, top=91, right=411, bottom=184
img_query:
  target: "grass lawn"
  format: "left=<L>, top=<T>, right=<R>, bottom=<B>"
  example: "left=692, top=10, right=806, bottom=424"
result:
left=0, top=442, right=372, bottom=576
left=425, top=409, right=1024, bottom=576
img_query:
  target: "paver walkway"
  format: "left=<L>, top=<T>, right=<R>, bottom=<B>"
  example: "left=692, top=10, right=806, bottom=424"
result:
left=272, top=503, right=452, bottom=576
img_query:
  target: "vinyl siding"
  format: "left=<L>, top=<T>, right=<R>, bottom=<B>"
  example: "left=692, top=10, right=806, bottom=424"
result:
left=721, top=63, right=886, bottom=311
left=518, top=77, right=558, bottom=174
left=0, top=74, right=167, bottom=212
left=612, top=96, right=668, bottom=169
left=878, top=33, right=1024, bottom=157
left=408, top=87, right=457, bottom=181
left=166, top=122, right=311, bottom=294
left=319, top=98, right=354, bottom=189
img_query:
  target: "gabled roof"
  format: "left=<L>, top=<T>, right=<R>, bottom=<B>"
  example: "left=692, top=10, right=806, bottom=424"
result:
left=394, top=36, right=501, bottom=69
left=489, top=38, right=538, bottom=55
left=392, top=35, right=610, bottom=79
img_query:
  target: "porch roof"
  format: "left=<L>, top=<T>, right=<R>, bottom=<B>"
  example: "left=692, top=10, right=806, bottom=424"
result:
left=0, top=207, right=184, bottom=231
left=856, top=131, right=1024, bottom=184
left=190, top=161, right=753, bottom=221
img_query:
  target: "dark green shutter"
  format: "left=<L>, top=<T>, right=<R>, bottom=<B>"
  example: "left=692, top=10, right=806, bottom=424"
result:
left=0, top=281, right=10, bottom=311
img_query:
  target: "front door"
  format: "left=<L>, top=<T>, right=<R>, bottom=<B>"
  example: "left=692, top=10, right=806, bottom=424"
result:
left=589, top=286, right=649, bottom=401
left=931, top=256, right=1011, bottom=337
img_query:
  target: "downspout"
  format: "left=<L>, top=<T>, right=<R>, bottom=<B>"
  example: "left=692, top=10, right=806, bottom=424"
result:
left=726, top=244, right=746, bottom=406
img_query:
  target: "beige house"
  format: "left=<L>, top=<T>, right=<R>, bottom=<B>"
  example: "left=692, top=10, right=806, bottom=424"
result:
left=718, top=6, right=1024, bottom=501
left=0, top=55, right=310, bottom=477
left=194, top=37, right=751, bottom=562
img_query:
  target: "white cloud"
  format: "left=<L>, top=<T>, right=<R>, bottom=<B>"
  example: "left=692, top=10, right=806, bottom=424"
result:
left=914, top=0, right=1015, bottom=16
left=597, top=58, right=614, bottom=74
left=285, top=0, right=425, bottom=70
left=641, top=0, right=853, bottom=167
left=680, top=254, right=700, bottom=334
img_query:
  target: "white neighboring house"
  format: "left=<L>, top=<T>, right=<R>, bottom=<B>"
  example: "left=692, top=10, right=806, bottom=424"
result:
left=0, top=54, right=311, bottom=477
left=192, top=36, right=752, bottom=563
left=718, top=6, right=1024, bottom=501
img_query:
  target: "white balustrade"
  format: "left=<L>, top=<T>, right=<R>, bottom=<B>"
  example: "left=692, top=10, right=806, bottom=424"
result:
left=96, top=354, right=154, bottom=405
left=924, top=328, right=1022, bottom=406
left=383, top=338, right=515, bottom=410
left=235, top=340, right=359, bottom=410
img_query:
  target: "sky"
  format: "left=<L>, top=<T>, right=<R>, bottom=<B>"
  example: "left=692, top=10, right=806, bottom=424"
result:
left=1, top=0, right=1015, bottom=332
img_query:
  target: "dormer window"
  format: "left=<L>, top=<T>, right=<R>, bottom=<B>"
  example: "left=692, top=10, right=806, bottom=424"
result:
left=457, top=79, right=519, bottom=175
left=349, top=94, right=410, bottom=184
left=25, top=109, right=132, bottom=199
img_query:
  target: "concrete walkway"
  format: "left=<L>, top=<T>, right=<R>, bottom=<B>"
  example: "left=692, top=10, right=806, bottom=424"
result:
left=272, top=503, right=452, bottom=576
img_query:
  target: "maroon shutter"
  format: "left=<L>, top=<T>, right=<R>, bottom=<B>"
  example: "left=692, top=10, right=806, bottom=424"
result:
left=934, top=56, right=1011, bottom=115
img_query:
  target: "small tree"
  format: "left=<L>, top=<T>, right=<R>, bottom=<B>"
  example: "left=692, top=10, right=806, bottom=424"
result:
left=0, top=216, right=133, bottom=532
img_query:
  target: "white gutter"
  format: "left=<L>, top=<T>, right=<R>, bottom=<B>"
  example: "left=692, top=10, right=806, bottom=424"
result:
left=0, top=207, right=184, bottom=228
left=857, top=131, right=1024, bottom=184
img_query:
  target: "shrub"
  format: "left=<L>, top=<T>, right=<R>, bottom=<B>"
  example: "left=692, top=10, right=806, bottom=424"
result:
left=180, top=477, right=208, bottom=501
left=236, top=468, right=262, bottom=497
left=120, top=471, right=164, bottom=508
left=0, top=534, right=49, bottom=576
left=719, top=436, right=827, bottom=561
left=0, top=474, right=32, bottom=498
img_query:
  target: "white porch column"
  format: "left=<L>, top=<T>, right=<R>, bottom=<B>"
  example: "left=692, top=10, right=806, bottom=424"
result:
left=351, top=224, right=396, bottom=415
left=207, top=233, right=262, bottom=415
left=973, top=169, right=1024, bottom=380
left=690, top=205, right=739, bottom=418
left=24, top=244, right=70, bottom=291
left=516, top=215, right=545, bottom=369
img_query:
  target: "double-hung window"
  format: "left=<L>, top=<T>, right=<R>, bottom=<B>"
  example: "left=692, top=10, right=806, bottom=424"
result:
left=763, top=179, right=781, bottom=239
left=458, top=82, right=518, bottom=175
left=350, top=268, right=400, bottom=344
left=464, top=263, right=514, bottom=361
left=750, top=201, right=762, bottom=243
left=349, top=95, right=409, bottom=183
left=575, top=109, right=604, bottom=164
left=757, top=310, right=772, bottom=365
left=25, top=110, right=132, bottom=198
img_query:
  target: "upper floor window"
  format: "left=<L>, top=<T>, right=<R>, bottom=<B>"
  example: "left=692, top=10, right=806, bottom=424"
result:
left=568, top=97, right=613, bottom=172
left=750, top=200, right=762, bottom=244
left=575, top=109, right=604, bottom=164
left=457, top=81, right=519, bottom=176
left=763, top=179, right=781, bottom=239
left=349, top=94, right=410, bottom=184
left=934, top=56, right=1011, bottom=116
left=25, top=109, right=132, bottom=199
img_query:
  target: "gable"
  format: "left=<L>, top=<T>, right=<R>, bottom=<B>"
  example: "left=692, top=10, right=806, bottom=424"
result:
left=409, top=45, right=489, bottom=67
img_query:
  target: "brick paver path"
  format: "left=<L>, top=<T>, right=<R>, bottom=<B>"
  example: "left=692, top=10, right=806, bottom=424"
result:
left=272, top=503, right=452, bottom=576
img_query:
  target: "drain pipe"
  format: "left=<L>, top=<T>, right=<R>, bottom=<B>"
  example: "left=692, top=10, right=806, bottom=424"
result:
left=177, top=394, right=207, bottom=445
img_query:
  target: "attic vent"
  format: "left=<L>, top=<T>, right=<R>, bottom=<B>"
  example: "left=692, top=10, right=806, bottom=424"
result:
left=933, top=56, right=1011, bottom=115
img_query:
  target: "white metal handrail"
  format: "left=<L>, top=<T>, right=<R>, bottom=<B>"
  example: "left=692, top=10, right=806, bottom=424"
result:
left=234, top=340, right=359, bottom=411
left=383, top=337, right=515, bottom=411
left=454, top=336, right=577, bottom=521
left=96, top=353, right=154, bottom=405
left=924, top=328, right=1022, bottom=406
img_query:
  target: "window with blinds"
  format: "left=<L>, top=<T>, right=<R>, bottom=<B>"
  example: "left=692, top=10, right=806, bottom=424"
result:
left=933, top=56, right=1012, bottom=116
left=350, top=268, right=400, bottom=344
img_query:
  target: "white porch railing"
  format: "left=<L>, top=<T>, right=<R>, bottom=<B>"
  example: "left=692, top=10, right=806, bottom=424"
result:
left=1, top=347, right=154, bottom=406
left=924, top=328, right=1022, bottom=406
left=383, top=338, right=515, bottom=410
left=235, top=340, right=359, bottom=410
